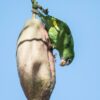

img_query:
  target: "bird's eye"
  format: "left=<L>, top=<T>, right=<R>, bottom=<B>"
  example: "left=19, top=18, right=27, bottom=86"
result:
left=66, top=58, right=72, bottom=65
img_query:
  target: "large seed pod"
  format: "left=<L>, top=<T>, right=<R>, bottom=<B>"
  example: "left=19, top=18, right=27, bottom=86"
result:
left=16, top=17, right=56, bottom=100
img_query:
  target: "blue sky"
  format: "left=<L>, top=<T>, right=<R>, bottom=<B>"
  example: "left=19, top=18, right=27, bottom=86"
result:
left=0, top=0, right=100, bottom=100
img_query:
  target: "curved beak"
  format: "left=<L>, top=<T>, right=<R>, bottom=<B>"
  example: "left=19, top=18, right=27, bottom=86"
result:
left=60, top=59, right=66, bottom=66
left=60, top=58, right=72, bottom=66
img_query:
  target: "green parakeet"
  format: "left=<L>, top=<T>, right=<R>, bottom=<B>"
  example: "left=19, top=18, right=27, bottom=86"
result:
left=37, top=12, right=75, bottom=66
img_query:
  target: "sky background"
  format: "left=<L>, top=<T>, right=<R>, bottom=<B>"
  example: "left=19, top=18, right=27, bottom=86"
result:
left=0, top=0, right=100, bottom=100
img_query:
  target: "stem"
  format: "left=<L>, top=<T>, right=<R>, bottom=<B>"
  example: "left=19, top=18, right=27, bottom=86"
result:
left=32, top=13, right=36, bottom=19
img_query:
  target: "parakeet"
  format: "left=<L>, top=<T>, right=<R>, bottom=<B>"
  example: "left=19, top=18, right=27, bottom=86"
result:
left=37, top=12, right=75, bottom=66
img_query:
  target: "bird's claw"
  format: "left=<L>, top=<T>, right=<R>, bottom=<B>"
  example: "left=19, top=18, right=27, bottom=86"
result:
left=43, top=8, right=48, bottom=15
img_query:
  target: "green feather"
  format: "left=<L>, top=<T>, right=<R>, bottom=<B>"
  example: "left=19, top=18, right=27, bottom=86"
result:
left=38, top=12, right=74, bottom=62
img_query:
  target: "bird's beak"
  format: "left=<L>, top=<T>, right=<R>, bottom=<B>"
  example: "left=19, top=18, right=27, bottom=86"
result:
left=60, top=58, right=71, bottom=66
left=60, top=59, right=66, bottom=66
